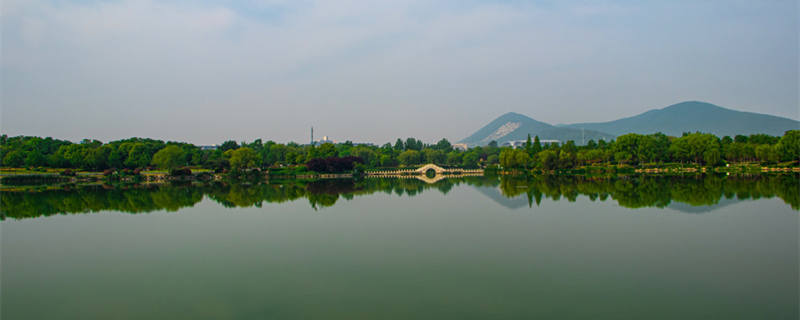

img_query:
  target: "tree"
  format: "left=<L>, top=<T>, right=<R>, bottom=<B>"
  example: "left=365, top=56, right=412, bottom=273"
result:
left=500, top=149, right=530, bottom=169
left=124, top=143, right=152, bottom=168
left=219, top=140, right=239, bottom=152
left=614, top=134, right=641, bottom=164
left=229, top=147, right=258, bottom=170
left=499, top=149, right=515, bottom=168
left=538, top=150, right=558, bottom=170
left=755, top=145, right=778, bottom=164
left=461, top=150, right=481, bottom=168
left=3, top=150, right=24, bottom=167
left=405, top=138, right=422, bottom=151
left=380, top=154, right=398, bottom=167
left=313, top=143, right=337, bottom=159
left=778, top=130, right=800, bottom=162
left=446, top=151, right=462, bottom=166
left=423, top=149, right=446, bottom=164
left=558, top=150, right=574, bottom=169
left=351, top=146, right=378, bottom=167
left=434, top=138, right=452, bottom=151
left=525, top=134, right=533, bottom=155
left=532, top=136, right=542, bottom=154
left=151, top=145, right=186, bottom=169
left=24, top=151, right=46, bottom=167
left=514, top=149, right=531, bottom=168
left=398, top=150, right=422, bottom=165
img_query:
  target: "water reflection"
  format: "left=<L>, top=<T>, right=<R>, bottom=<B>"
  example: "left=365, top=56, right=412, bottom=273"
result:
left=1, top=174, right=797, bottom=220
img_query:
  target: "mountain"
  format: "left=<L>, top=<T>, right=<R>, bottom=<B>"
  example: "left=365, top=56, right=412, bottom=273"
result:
left=564, top=101, right=799, bottom=137
left=459, top=112, right=615, bottom=146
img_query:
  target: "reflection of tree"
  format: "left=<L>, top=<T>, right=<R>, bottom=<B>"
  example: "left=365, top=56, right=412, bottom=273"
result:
left=0, top=184, right=204, bottom=220
left=496, top=174, right=798, bottom=210
left=2, top=174, right=797, bottom=220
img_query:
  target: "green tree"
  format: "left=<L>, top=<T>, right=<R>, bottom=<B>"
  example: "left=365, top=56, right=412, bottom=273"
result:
left=151, top=145, right=187, bottom=169
left=219, top=140, right=239, bottom=152
left=434, top=138, right=452, bottom=151
left=398, top=150, right=422, bottom=165
left=124, top=143, right=152, bottom=168
left=3, top=150, right=25, bottom=167
left=532, top=136, right=542, bottom=154
left=24, top=151, right=46, bottom=167
left=778, top=130, right=800, bottom=162
left=538, top=150, right=558, bottom=170
left=446, top=151, right=462, bottom=166
left=525, top=134, right=533, bottom=155
left=423, top=149, right=446, bottom=164
left=229, top=147, right=258, bottom=170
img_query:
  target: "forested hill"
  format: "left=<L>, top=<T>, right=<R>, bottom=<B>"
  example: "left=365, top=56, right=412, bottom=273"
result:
left=564, top=101, right=799, bottom=137
left=459, top=112, right=615, bottom=146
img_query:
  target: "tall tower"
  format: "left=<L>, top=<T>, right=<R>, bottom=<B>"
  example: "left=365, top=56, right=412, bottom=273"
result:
left=311, top=126, right=314, bottom=145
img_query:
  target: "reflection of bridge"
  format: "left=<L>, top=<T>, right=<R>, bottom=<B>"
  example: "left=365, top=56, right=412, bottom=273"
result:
left=366, top=164, right=483, bottom=184
left=368, top=164, right=483, bottom=176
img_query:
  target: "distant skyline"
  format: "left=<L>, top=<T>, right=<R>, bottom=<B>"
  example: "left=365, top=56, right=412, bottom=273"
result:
left=2, top=0, right=798, bottom=145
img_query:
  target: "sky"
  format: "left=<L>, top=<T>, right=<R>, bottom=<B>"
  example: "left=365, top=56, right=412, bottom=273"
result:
left=2, top=0, right=798, bottom=145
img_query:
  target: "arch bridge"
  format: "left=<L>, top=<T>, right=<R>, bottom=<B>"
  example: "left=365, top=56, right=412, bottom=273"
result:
left=366, top=164, right=483, bottom=183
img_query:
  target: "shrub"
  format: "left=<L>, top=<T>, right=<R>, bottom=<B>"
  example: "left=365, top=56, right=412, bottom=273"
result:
left=306, top=156, right=364, bottom=173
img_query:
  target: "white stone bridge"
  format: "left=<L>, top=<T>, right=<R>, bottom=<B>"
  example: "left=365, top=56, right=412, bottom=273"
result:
left=366, top=164, right=483, bottom=183
left=368, top=164, right=483, bottom=176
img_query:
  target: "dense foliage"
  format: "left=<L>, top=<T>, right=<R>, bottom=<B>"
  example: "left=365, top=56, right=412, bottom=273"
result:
left=306, top=156, right=364, bottom=173
left=500, top=131, right=800, bottom=170
left=1, top=130, right=798, bottom=172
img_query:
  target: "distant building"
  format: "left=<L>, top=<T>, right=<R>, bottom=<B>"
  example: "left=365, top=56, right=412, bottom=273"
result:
left=311, top=135, right=335, bottom=146
left=200, top=145, right=218, bottom=150
left=353, top=142, right=376, bottom=147
left=540, top=140, right=560, bottom=145
left=452, top=143, right=468, bottom=151
left=501, top=141, right=527, bottom=148
left=502, top=139, right=560, bottom=149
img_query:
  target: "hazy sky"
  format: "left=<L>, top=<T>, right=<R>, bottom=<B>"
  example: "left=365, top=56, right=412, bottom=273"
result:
left=2, top=0, right=798, bottom=145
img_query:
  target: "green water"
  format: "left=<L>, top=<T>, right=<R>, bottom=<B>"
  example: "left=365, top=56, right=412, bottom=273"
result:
left=1, top=175, right=798, bottom=319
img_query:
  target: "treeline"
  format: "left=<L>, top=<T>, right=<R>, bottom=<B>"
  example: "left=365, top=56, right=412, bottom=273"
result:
left=1, top=131, right=798, bottom=172
left=0, top=136, right=492, bottom=171
left=499, top=131, right=800, bottom=170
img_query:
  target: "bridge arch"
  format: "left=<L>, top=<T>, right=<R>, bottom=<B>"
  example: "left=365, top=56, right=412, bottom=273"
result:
left=415, top=164, right=446, bottom=174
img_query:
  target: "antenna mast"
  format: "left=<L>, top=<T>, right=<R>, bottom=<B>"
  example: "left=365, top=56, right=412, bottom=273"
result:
left=582, top=127, right=585, bottom=145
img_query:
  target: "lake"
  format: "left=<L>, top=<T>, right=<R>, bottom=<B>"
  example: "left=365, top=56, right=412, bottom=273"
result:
left=1, top=174, right=798, bottom=319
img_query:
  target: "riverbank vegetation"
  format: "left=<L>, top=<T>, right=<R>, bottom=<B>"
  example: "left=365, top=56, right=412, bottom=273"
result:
left=1, top=131, right=798, bottom=176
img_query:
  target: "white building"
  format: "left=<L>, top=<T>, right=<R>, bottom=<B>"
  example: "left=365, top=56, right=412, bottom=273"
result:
left=501, top=139, right=560, bottom=148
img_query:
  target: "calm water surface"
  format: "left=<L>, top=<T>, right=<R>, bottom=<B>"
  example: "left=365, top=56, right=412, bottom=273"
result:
left=2, top=175, right=798, bottom=319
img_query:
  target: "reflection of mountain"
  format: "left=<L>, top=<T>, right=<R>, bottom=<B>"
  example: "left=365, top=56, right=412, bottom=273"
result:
left=475, top=186, right=531, bottom=210
left=479, top=180, right=756, bottom=214
left=666, top=197, right=741, bottom=214
left=1, top=174, right=797, bottom=220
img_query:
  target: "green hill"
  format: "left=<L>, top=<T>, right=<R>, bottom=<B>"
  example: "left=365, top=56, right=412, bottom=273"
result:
left=564, top=101, right=799, bottom=137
